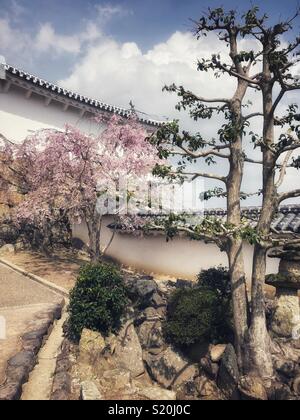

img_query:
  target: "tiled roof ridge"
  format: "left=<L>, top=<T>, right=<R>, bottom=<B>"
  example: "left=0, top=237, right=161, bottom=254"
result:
left=4, top=64, right=163, bottom=127
left=203, top=204, right=300, bottom=216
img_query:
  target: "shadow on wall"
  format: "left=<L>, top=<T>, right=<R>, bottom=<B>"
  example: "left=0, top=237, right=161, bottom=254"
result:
left=72, top=217, right=280, bottom=281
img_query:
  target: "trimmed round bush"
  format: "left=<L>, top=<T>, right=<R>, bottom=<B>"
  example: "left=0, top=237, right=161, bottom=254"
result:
left=164, top=267, right=233, bottom=348
left=67, top=262, right=128, bottom=341
left=197, top=266, right=231, bottom=301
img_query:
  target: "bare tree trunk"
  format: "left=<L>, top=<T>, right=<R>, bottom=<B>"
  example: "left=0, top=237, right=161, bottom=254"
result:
left=227, top=238, right=249, bottom=369
left=87, top=212, right=102, bottom=263
left=226, top=80, right=250, bottom=370
left=248, top=245, right=274, bottom=377
left=248, top=57, right=275, bottom=378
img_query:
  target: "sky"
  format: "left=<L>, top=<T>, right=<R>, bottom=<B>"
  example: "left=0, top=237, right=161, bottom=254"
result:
left=0, top=0, right=299, bottom=207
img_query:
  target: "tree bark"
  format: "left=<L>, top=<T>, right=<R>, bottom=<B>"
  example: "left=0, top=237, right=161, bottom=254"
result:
left=87, top=212, right=102, bottom=263
left=248, top=245, right=274, bottom=377
left=247, top=47, right=276, bottom=378
left=226, top=79, right=250, bottom=370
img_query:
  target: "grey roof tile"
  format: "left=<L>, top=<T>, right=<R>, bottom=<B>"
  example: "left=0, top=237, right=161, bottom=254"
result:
left=4, top=64, right=163, bottom=128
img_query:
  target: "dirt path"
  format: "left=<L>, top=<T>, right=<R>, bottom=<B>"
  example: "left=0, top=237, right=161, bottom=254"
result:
left=0, top=263, right=63, bottom=386
left=21, top=310, right=68, bottom=401
left=2, top=250, right=85, bottom=291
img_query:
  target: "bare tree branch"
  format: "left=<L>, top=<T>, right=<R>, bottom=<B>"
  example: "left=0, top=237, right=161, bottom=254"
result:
left=278, top=189, right=300, bottom=203
left=244, top=112, right=264, bottom=121
left=169, top=170, right=227, bottom=183
left=170, top=145, right=230, bottom=159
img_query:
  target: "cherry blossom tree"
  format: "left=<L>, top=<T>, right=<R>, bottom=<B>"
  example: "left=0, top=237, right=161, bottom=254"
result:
left=3, top=115, right=159, bottom=261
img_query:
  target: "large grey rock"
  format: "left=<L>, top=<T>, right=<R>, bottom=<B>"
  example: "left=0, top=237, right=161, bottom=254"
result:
left=136, top=279, right=157, bottom=299
left=274, top=358, right=299, bottom=379
left=137, top=317, right=164, bottom=352
left=217, top=344, right=240, bottom=400
left=79, top=329, right=106, bottom=366
left=101, top=369, right=132, bottom=391
left=238, top=375, right=268, bottom=401
left=0, top=383, right=22, bottom=401
left=195, top=375, right=224, bottom=400
left=209, top=344, right=227, bottom=363
left=8, top=351, right=35, bottom=370
left=124, top=275, right=157, bottom=306
left=144, top=346, right=197, bottom=389
left=81, top=381, right=103, bottom=400
left=114, top=322, right=145, bottom=378
left=200, top=357, right=219, bottom=380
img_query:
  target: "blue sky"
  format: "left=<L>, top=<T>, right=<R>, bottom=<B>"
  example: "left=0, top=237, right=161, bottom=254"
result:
left=0, top=0, right=299, bottom=81
left=0, top=0, right=299, bottom=205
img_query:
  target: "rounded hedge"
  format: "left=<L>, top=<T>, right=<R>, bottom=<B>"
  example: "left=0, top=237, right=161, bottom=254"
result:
left=164, top=267, right=233, bottom=348
left=67, top=262, right=128, bottom=341
left=197, top=266, right=231, bottom=300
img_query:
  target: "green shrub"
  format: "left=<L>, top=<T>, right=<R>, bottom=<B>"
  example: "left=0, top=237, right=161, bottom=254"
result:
left=197, top=266, right=231, bottom=300
left=164, top=267, right=233, bottom=347
left=67, top=262, right=128, bottom=341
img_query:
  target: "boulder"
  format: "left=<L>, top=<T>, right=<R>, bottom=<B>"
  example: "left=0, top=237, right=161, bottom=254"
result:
left=51, top=372, right=72, bottom=400
left=238, top=375, right=268, bottom=401
left=0, top=244, right=15, bottom=254
left=114, top=322, right=145, bottom=378
left=138, top=386, right=176, bottom=401
left=195, top=375, right=224, bottom=400
left=274, top=358, right=299, bottom=379
left=175, top=380, right=198, bottom=400
left=144, top=346, right=197, bottom=389
left=8, top=351, right=36, bottom=370
left=101, top=369, right=132, bottom=391
left=124, top=276, right=157, bottom=307
left=0, top=383, right=22, bottom=401
left=79, top=329, right=106, bottom=366
left=137, top=319, right=164, bottom=352
left=270, top=382, right=296, bottom=401
left=217, top=344, right=240, bottom=400
left=209, top=344, right=227, bottom=363
left=80, top=381, right=103, bottom=400
left=293, top=376, right=300, bottom=395
left=200, top=357, right=219, bottom=380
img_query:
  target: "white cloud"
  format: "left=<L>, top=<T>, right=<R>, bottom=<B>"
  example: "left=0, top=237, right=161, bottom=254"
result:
left=0, top=18, right=30, bottom=55
left=0, top=16, right=102, bottom=59
left=0, top=6, right=298, bottom=205
left=34, top=22, right=102, bottom=55
left=59, top=30, right=299, bottom=206
left=96, top=4, right=132, bottom=21
left=59, top=31, right=238, bottom=118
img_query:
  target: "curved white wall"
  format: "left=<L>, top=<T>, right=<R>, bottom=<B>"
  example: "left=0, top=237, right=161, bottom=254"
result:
left=73, top=218, right=280, bottom=281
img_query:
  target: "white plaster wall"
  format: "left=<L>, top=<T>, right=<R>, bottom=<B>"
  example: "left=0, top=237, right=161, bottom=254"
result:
left=73, top=218, right=280, bottom=281
left=0, top=85, right=101, bottom=142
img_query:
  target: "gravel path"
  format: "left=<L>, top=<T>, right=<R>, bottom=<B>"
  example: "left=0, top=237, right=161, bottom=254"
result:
left=0, top=262, right=63, bottom=388
left=0, top=263, right=60, bottom=308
